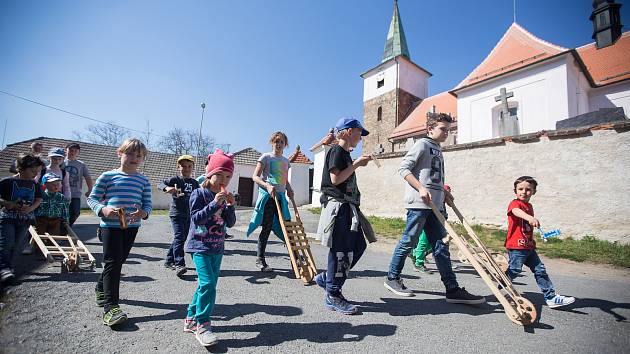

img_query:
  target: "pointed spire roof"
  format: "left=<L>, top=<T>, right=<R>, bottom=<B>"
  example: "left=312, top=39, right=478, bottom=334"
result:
left=382, top=0, right=410, bottom=63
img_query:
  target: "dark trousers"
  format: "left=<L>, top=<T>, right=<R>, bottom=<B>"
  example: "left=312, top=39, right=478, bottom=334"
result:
left=166, top=216, right=189, bottom=266
left=324, top=203, right=367, bottom=295
left=257, top=198, right=278, bottom=260
left=69, top=198, right=81, bottom=226
left=35, top=216, right=61, bottom=236
left=96, top=227, right=138, bottom=311
left=0, top=221, right=29, bottom=271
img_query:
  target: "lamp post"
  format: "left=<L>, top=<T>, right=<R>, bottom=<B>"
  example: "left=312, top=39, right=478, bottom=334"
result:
left=197, top=102, right=206, bottom=177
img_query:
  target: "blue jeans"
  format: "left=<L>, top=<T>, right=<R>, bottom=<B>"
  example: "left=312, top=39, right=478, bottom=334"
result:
left=0, top=221, right=29, bottom=271
left=388, top=209, right=458, bottom=290
left=506, top=249, right=556, bottom=300
left=187, top=253, right=222, bottom=323
left=167, top=216, right=189, bottom=266
left=69, top=198, right=81, bottom=226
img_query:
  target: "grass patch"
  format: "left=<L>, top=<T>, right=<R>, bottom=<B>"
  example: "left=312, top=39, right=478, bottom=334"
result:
left=307, top=209, right=630, bottom=268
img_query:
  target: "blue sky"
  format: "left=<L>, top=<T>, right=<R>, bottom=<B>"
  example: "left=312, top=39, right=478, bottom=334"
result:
left=1, top=0, right=628, bottom=158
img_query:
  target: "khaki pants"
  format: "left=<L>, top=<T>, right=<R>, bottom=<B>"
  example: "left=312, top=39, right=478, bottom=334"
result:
left=35, top=217, right=62, bottom=236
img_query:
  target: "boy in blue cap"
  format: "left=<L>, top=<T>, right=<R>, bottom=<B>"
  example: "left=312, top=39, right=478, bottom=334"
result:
left=314, top=117, right=376, bottom=315
left=34, top=173, right=70, bottom=236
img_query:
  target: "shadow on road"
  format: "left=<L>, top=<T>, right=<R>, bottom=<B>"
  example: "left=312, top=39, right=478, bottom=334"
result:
left=521, top=291, right=629, bottom=323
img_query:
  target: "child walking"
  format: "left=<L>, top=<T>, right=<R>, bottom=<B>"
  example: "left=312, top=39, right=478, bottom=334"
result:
left=0, top=154, right=43, bottom=284
left=247, top=131, right=294, bottom=272
left=314, top=117, right=376, bottom=315
left=505, top=176, right=575, bottom=308
left=65, top=142, right=93, bottom=226
left=384, top=113, right=485, bottom=304
left=184, top=149, right=236, bottom=347
left=34, top=173, right=70, bottom=236
left=87, top=138, right=152, bottom=327
left=159, top=154, right=199, bottom=276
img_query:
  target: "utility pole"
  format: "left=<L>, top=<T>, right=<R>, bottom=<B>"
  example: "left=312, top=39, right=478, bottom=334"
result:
left=197, top=103, right=206, bottom=177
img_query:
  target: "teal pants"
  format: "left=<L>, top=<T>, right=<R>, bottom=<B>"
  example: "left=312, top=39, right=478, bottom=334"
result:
left=187, top=253, right=223, bottom=323
left=412, top=230, right=432, bottom=266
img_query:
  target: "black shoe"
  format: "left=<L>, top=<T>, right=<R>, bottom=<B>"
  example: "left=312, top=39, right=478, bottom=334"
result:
left=445, top=287, right=486, bottom=304
left=164, top=262, right=175, bottom=270
left=255, top=258, right=273, bottom=272
left=176, top=265, right=187, bottom=277
left=225, top=233, right=234, bottom=240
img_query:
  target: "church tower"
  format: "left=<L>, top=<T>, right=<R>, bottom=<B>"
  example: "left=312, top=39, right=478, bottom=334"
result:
left=361, top=0, right=431, bottom=154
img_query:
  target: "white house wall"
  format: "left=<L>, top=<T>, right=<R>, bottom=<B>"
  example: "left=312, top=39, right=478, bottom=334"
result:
left=457, top=56, right=571, bottom=143
left=398, top=58, right=429, bottom=99
left=363, top=58, right=429, bottom=102
left=363, top=61, right=397, bottom=102
left=566, top=56, right=591, bottom=118
left=310, top=145, right=329, bottom=207
left=588, top=81, right=630, bottom=117
left=288, top=163, right=311, bottom=206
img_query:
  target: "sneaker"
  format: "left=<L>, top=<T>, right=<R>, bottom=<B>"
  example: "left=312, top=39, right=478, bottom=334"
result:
left=102, top=306, right=127, bottom=326
left=22, top=244, right=34, bottom=255
left=445, top=287, right=486, bottom=304
left=0, top=269, right=15, bottom=283
left=314, top=272, right=326, bottom=289
left=176, top=265, right=187, bottom=277
left=255, top=258, right=273, bottom=272
left=225, top=233, right=234, bottom=240
left=325, top=293, right=358, bottom=315
left=95, top=289, right=106, bottom=307
left=413, top=264, right=433, bottom=273
left=164, top=262, right=175, bottom=270
left=384, top=277, right=414, bottom=297
left=183, top=318, right=198, bottom=333
left=546, top=294, right=575, bottom=309
left=195, top=322, right=218, bottom=347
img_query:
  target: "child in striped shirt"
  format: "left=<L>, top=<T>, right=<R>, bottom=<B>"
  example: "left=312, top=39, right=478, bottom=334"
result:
left=87, top=138, right=152, bottom=327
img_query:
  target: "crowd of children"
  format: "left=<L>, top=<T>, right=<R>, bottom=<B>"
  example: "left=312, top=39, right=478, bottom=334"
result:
left=0, top=116, right=576, bottom=347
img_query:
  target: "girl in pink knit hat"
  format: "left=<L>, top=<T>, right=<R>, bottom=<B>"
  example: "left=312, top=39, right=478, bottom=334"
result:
left=183, top=149, right=236, bottom=347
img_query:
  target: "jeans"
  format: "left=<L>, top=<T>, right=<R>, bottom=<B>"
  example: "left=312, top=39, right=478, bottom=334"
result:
left=187, top=252, right=223, bottom=323
left=324, top=203, right=366, bottom=294
left=96, top=227, right=138, bottom=311
left=388, top=209, right=458, bottom=290
left=506, top=249, right=556, bottom=300
left=69, top=198, right=81, bottom=226
left=166, top=216, right=189, bottom=266
left=257, top=198, right=277, bottom=260
left=0, top=221, right=29, bottom=271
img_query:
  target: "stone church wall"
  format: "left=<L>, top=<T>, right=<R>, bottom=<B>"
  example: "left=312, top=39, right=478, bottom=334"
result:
left=356, top=122, right=630, bottom=244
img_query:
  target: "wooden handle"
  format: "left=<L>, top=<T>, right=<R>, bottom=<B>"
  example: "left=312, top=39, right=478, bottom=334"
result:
left=118, top=207, right=127, bottom=230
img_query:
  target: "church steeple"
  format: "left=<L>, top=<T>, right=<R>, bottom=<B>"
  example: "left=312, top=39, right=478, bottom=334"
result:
left=382, top=0, right=410, bottom=63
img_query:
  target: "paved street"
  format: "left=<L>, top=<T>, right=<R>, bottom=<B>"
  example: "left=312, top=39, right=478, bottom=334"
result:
left=1, top=210, right=629, bottom=353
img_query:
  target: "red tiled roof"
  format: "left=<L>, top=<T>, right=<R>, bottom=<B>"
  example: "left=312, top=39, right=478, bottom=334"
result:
left=454, top=23, right=568, bottom=91
left=309, top=130, right=338, bottom=152
left=576, top=31, right=630, bottom=86
left=288, top=146, right=312, bottom=164
left=389, top=92, right=457, bottom=140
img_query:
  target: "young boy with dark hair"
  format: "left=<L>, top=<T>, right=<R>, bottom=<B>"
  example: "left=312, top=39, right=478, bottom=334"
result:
left=506, top=176, right=575, bottom=308
left=65, top=142, right=93, bottom=226
left=159, top=154, right=199, bottom=276
left=384, top=113, right=485, bottom=304
left=314, top=117, right=376, bottom=315
left=0, top=154, right=43, bottom=284
left=87, top=138, right=152, bottom=327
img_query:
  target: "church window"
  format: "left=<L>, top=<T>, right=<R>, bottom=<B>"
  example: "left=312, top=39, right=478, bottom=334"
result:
left=377, top=79, right=385, bottom=88
left=377, top=106, right=382, bottom=121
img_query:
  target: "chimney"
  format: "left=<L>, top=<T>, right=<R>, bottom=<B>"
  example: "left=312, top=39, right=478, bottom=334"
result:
left=590, top=0, right=623, bottom=49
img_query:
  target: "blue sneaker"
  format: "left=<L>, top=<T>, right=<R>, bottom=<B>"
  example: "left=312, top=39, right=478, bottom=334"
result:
left=314, top=272, right=326, bottom=289
left=325, top=293, right=358, bottom=315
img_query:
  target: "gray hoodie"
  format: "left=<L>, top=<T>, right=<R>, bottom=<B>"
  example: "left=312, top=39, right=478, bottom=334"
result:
left=398, top=137, right=445, bottom=209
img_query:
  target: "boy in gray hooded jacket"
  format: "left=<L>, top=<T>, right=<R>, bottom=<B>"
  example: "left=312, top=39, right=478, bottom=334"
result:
left=384, top=113, right=485, bottom=304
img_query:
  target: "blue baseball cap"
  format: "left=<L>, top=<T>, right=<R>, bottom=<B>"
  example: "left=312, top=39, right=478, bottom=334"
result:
left=42, top=172, right=62, bottom=184
left=48, top=147, right=65, bottom=157
left=334, top=117, right=370, bottom=136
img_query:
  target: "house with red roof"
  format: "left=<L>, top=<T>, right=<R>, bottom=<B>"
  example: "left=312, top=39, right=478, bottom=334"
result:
left=362, top=0, right=628, bottom=152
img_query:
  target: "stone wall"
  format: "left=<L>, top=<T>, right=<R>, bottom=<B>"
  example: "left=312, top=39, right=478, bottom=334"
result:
left=356, top=122, right=630, bottom=244
left=363, top=88, right=420, bottom=154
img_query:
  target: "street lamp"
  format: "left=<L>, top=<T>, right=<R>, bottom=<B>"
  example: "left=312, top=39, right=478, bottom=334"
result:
left=197, top=102, right=206, bottom=177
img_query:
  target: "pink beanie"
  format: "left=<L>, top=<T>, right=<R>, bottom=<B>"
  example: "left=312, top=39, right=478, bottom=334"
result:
left=205, top=149, right=234, bottom=177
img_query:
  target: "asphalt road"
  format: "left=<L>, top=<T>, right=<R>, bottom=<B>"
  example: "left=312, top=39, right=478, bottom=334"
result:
left=0, top=209, right=628, bottom=353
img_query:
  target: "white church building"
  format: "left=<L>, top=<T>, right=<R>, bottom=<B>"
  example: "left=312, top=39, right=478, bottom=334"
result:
left=360, top=0, right=629, bottom=153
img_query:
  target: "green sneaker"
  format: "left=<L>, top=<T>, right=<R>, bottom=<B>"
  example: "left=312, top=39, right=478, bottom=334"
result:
left=103, top=306, right=127, bottom=326
left=95, top=290, right=106, bottom=307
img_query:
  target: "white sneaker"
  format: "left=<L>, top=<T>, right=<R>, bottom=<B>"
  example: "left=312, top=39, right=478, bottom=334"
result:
left=546, top=294, right=575, bottom=308
left=195, top=322, right=218, bottom=347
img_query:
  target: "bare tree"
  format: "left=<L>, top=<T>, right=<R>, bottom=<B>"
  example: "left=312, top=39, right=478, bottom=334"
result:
left=158, top=128, right=216, bottom=157
left=72, top=121, right=128, bottom=147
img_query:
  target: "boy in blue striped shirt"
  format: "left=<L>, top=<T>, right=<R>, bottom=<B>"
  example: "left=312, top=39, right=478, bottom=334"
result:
left=87, top=138, right=152, bottom=327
